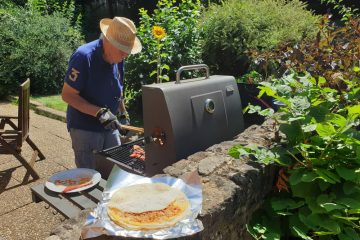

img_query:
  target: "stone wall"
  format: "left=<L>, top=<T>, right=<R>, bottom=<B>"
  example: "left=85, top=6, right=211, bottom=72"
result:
left=47, top=119, right=278, bottom=240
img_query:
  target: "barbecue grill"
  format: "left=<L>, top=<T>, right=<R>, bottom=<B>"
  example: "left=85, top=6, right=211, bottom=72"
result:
left=96, top=64, right=244, bottom=176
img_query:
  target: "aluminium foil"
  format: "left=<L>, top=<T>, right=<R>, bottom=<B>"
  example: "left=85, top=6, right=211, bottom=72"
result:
left=81, top=165, right=203, bottom=239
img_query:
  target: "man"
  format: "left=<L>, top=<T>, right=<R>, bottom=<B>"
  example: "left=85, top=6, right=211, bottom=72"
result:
left=61, top=17, right=142, bottom=177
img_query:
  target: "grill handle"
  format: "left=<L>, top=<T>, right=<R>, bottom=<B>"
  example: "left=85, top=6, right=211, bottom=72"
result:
left=175, top=64, right=209, bottom=84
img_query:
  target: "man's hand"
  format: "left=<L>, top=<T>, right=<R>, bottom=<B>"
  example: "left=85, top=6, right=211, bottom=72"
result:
left=117, top=111, right=130, bottom=135
left=96, top=108, right=121, bottom=130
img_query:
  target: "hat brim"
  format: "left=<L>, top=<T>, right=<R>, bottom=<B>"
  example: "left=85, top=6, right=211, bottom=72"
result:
left=100, top=18, right=142, bottom=54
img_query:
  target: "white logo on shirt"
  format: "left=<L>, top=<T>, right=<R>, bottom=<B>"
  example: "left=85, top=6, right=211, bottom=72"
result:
left=69, top=68, right=80, bottom=81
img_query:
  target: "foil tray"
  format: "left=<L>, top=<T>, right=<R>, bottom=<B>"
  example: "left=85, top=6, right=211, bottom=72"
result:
left=81, top=165, right=203, bottom=239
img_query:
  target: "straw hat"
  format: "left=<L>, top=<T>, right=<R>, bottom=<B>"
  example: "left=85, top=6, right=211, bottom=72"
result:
left=100, top=17, right=142, bottom=54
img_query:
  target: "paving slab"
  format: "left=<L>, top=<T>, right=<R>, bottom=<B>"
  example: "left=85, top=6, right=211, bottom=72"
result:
left=0, top=101, right=75, bottom=240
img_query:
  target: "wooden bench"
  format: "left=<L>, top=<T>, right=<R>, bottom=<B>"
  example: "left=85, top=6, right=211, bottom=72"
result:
left=31, top=179, right=107, bottom=219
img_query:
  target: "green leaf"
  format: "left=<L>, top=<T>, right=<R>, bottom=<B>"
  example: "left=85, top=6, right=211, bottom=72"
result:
left=291, top=182, right=320, bottom=199
left=279, top=123, right=303, bottom=145
left=326, top=113, right=347, bottom=128
left=316, top=122, right=336, bottom=137
left=162, top=64, right=170, bottom=70
left=321, top=203, right=345, bottom=212
left=319, top=218, right=341, bottom=234
left=336, top=167, right=358, bottom=181
left=314, top=168, right=341, bottom=184
left=347, top=105, right=360, bottom=118
left=271, top=198, right=304, bottom=211
left=336, top=198, right=360, bottom=209
left=292, top=226, right=313, bottom=240
left=343, top=227, right=360, bottom=240
left=289, top=169, right=304, bottom=185
left=353, top=66, right=360, bottom=72
left=343, top=182, right=360, bottom=195
left=301, top=172, right=320, bottom=182
left=150, top=70, right=157, bottom=77
left=307, top=197, right=326, bottom=214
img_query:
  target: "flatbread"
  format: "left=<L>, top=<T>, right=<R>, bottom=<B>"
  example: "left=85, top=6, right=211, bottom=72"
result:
left=107, top=183, right=190, bottom=230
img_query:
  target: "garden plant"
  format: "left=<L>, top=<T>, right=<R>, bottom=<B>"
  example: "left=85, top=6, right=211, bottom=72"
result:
left=229, top=14, right=360, bottom=239
left=125, top=0, right=203, bottom=108
left=230, top=70, right=360, bottom=239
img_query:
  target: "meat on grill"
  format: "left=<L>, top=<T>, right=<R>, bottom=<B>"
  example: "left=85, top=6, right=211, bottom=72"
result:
left=129, top=145, right=145, bottom=161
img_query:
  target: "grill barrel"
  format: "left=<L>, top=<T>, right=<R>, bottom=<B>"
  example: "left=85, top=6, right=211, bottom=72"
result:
left=97, top=65, right=244, bottom=177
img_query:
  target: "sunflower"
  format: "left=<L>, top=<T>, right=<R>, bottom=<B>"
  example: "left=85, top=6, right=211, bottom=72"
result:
left=152, top=26, right=166, bottom=40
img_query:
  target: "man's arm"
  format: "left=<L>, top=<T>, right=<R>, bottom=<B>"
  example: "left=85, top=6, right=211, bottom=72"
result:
left=61, top=82, right=101, bottom=117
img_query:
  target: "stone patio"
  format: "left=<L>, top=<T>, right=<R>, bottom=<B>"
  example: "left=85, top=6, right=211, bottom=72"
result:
left=0, top=101, right=74, bottom=240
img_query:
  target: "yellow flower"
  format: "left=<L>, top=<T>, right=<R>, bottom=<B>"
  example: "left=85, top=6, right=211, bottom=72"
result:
left=152, top=26, right=166, bottom=40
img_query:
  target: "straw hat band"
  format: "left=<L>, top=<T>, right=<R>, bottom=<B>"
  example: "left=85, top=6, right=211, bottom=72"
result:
left=107, top=35, right=134, bottom=53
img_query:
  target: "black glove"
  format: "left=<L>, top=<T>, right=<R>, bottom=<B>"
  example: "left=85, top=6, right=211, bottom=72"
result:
left=117, top=111, right=130, bottom=135
left=96, top=108, right=121, bottom=130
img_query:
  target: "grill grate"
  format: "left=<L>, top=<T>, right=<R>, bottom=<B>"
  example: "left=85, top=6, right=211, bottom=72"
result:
left=97, top=138, right=145, bottom=175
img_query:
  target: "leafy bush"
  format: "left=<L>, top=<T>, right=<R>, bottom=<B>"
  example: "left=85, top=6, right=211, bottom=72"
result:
left=199, top=0, right=320, bottom=76
left=249, top=17, right=360, bottom=87
left=0, top=4, right=84, bottom=98
left=125, top=0, right=203, bottom=107
left=230, top=72, right=360, bottom=239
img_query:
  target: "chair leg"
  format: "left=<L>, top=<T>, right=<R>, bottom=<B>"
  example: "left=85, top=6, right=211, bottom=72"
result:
left=0, top=138, right=40, bottom=180
left=26, top=136, right=45, bottom=160
left=23, top=150, right=39, bottom=183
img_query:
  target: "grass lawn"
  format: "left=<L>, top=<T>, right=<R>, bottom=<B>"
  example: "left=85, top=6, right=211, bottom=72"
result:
left=30, top=94, right=144, bottom=127
left=31, top=95, right=67, bottom=112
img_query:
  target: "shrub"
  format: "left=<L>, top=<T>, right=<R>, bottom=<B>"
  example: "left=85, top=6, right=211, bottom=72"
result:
left=125, top=0, right=203, bottom=108
left=199, top=0, right=320, bottom=76
left=249, top=17, right=360, bottom=87
left=0, top=4, right=84, bottom=98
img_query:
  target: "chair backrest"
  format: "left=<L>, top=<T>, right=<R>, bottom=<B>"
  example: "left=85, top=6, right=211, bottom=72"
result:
left=18, top=79, right=30, bottom=142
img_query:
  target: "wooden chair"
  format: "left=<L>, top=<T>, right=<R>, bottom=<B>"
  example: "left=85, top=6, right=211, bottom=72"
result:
left=0, top=79, right=45, bottom=181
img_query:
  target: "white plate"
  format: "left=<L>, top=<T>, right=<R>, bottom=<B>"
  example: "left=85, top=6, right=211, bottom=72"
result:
left=45, top=168, right=101, bottom=193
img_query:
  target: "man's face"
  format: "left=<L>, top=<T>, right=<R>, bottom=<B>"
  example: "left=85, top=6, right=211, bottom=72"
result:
left=104, top=39, right=129, bottom=64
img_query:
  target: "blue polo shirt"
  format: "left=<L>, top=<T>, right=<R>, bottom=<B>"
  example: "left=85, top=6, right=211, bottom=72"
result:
left=64, top=39, right=124, bottom=132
